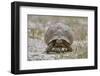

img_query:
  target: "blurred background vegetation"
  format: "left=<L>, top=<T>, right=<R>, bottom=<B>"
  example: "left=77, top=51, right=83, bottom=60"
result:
left=27, top=15, right=88, bottom=61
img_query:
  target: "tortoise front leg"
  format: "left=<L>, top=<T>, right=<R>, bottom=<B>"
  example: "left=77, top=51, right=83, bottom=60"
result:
left=46, top=42, right=55, bottom=54
left=63, top=41, right=72, bottom=52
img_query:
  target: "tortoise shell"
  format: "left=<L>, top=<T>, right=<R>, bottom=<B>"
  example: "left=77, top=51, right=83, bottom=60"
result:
left=45, top=23, right=73, bottom=46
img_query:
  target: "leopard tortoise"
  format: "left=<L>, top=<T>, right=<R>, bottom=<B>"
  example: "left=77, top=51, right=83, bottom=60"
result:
left=44, top=23, right=73, bottom=53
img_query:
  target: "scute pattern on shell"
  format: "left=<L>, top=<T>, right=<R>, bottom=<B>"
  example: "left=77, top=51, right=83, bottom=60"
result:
left=45, top=23, right=73, bottom=45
